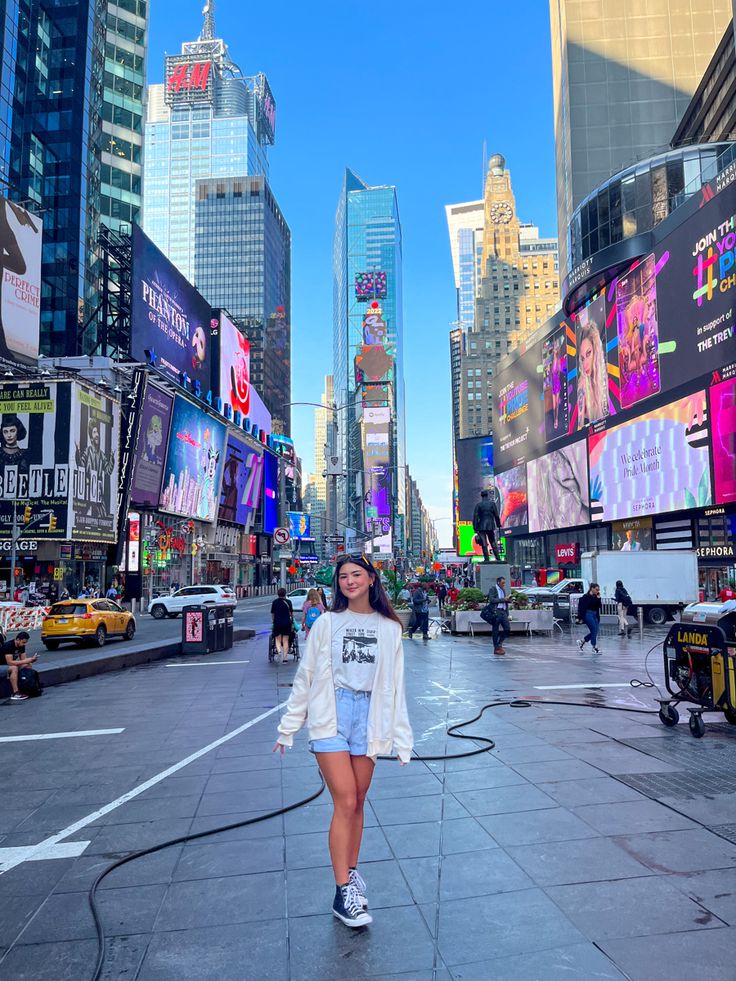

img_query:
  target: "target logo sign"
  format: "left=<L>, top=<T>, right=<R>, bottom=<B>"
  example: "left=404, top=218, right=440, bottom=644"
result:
left=274, top=527, right=290, bottom=546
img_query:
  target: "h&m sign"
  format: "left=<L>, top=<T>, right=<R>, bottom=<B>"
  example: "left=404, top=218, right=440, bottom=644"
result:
left=165, top=58, right=214, bottom=104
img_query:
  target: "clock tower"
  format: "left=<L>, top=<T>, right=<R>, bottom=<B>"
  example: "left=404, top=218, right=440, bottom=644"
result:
left=457, top=153, right=559, bottom=442
left=481, top=153, right=520, bottom=269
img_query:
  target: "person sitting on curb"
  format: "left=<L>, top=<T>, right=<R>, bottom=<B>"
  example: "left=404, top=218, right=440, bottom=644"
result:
left=3, top=631, right=38, bottom=701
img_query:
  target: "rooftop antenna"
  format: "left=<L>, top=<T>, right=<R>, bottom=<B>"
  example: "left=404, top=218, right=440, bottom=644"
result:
left=201, top=0, right=215, bottom=40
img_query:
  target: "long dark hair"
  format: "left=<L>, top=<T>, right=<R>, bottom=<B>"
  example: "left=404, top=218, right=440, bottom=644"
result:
left=331, top=554, right=402, bottom=626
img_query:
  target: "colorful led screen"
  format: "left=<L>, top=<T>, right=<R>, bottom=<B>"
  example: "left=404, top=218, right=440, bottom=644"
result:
left=355, top=271, right=387, bottom=300
left=527, top=440, right=590, bottom=533
left=588, top=390, right=712, bottom=522
left=707, top=376, right=736, bottom=505
left=160, top=396, right=226, bottom=523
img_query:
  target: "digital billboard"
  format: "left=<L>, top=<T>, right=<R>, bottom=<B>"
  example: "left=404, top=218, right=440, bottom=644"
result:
left=588, top=390, right=711, bottom=523
left=0, top=195, right=42, bottom=361
left=160, top=396, right=226, bottom=523
left=131, top=225, right=212, bottom=388
left=130, top=386, right=173, bottom=507
left=355, top=272, right=387, bottom=300
left=543, top=323, right=570, bottom=441
left=495, top=463, right=528, bottom=529
left=575, top=293, right=611, bottom=428
left=527, top=439, right=590, bottom=533
left=219, top=434, right=263, bottom=528
left=456, top=435, right=494, bottom=523
left=361, top=410, right=392, bottom=553
left=709, top=376, right=736, bottom=505
left=615, top=254, right=661, bottom=409
left=262, top=451, right=278, bottom=535
left=287, top=511, right=311, bottom=540
left=217, top=311, right=250, bottom=418
left=493, top=341, right=547, bottom=471
left=457, top=521, right=506, bottom=560
left=0, top=382, right=72, bottom=539
left=70, top=386, right=121, bottom=543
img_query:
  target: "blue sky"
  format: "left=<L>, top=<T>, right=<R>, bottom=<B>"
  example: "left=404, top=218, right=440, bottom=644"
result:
left=148, top=1, right=558, bottom=546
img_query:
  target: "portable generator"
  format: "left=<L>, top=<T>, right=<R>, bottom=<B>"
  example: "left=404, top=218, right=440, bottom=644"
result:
left=659, top=601, right=736, bottom=737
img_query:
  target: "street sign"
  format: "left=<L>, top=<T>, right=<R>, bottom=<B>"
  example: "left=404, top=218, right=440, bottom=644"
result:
left=274, top=527, right=290, bottom=546
left=325, top=535, right=344, bottom=543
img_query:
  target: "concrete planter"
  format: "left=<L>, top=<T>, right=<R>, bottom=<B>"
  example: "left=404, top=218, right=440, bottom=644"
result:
left=395, top=608, right=413, bottom=633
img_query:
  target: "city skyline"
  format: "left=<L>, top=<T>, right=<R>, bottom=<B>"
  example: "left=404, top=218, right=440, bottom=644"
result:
left=148, top=1, right=560, bottom=544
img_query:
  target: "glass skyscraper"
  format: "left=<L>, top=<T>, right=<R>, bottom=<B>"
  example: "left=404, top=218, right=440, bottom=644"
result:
left=0, top=0, right=107, bottom=356
left=101, top=0, right=149, bottom=232
left=194, top=174, right=291, bottom=433
left=142, top=12, right=273, bottom=283
left=333, top=169, right=406, bottom=557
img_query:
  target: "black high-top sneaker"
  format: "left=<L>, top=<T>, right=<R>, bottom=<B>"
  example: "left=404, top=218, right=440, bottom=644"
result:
left=332, top=883, right=372, bottom=927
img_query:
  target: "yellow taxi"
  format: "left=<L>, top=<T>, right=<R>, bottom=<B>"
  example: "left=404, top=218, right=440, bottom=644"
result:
left=41, top=599, right=136, bottom=650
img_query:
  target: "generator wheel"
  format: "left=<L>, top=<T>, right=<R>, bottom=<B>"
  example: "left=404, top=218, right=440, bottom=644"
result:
left=689, top=714, right=705, bottom=739
left=658, top=704, right=679, bottom=727
left=723, top=707, right=736, bottom=726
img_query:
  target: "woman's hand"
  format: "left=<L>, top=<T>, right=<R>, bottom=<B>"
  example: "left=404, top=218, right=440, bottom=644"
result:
left=273, top=742, right=284, bottom=754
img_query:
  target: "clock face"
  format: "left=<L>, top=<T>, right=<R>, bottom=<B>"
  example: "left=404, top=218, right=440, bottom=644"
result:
left=491, top=202, right=513, bottom=224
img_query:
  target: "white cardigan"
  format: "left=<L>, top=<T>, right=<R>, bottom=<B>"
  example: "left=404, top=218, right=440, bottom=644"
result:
left=276, top=611, right=414, bottom=763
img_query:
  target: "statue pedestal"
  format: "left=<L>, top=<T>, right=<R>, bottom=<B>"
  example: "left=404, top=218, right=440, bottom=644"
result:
left=475, top=562, right=512, bottom=596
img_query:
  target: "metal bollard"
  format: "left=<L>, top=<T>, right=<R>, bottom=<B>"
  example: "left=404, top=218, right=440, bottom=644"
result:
left=638, top=605, right=644, bottom=640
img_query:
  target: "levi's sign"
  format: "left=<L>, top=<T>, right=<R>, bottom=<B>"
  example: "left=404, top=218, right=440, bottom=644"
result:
left=555, top=543, right=580, bottom=565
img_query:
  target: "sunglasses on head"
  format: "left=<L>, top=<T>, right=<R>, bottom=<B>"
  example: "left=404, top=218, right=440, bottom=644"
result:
left=336, top=552, right=373, bottom=568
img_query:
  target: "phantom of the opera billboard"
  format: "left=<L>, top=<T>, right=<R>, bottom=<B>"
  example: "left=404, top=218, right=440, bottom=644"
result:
left=131, top=224, right=212, bottom=389
left=0, top=381, right=120, bottom=542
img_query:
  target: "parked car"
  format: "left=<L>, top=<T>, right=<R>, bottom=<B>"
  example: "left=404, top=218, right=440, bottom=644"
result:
left=287, top=587, right=332, bottom=613
left=42, top=599, right=136, bottom=649
left=147, top=584, right=236, bottom=619
left=522, top=578, right=586, bottom=619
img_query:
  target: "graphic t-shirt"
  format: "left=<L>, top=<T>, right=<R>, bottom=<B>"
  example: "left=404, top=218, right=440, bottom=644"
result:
left=331, top=611, right=381, bottom=692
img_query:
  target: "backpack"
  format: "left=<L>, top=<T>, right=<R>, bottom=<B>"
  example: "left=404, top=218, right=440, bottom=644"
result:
left=304, top=605, right=322, bottom=629
left=17, top=667, right=43, bottom=698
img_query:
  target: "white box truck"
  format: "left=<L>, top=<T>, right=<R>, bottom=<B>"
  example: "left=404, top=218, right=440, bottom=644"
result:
left=580, top=550, right=699, bottom=625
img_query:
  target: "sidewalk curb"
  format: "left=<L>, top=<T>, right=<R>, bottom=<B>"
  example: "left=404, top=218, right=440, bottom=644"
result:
left=1, top=627, right=256, bottom=695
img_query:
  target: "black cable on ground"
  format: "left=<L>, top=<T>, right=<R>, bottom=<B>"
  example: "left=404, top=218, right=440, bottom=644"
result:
left=89, top=694, right=666, bottom=980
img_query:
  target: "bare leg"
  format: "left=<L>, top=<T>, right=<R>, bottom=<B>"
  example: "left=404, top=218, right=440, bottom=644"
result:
left=348, top=755, right=375, bottom=869
left=7, top=665, right=18, bottom=694
left=316, top=751, right=359, bottom=885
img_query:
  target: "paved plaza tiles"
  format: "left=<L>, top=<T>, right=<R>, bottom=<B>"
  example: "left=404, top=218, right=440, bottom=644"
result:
left=1, top=620, right=736, bottom=980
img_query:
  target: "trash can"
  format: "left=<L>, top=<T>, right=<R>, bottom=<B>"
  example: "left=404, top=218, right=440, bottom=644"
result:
left=182, top=605, right=208, bottom=655
left=206, top=605, right=218, bottom=652
left=212, top=606, right=226, bottom=651
left=222, top=605, right=234, bottom=650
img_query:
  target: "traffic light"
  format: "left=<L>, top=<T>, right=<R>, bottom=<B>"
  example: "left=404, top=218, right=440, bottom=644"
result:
left=48, top=514, right=57, bottom=532
left=23, top=505, right=31, bottom=524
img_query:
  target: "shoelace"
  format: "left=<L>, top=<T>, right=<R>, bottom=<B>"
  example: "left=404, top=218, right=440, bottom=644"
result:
left=342, top=883, right=365, bottom=916
left=349, top=869, right=367, bottom=895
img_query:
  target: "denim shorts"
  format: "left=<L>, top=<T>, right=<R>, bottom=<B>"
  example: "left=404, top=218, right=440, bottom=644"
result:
left=310, top=688, right=371, bottom=756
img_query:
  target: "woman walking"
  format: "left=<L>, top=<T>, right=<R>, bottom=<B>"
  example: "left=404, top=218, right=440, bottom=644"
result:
left=270, top=587, right=294, bottom=664
left=274, top=553, right=413, bottom=928
left=302, top=587, right=325, bottom=637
